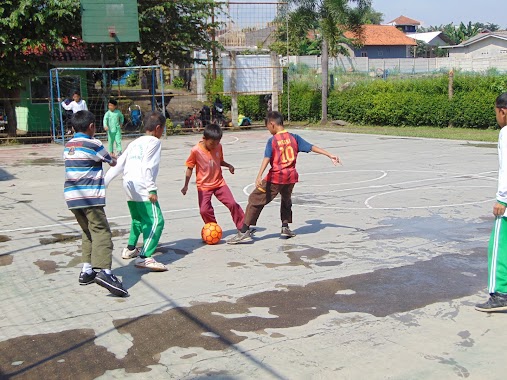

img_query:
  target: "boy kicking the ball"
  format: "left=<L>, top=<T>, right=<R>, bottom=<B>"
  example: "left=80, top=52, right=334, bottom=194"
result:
left=105, top=111, right=167, bottom=271
left=228, top=111, right=340, bottom=244
left=181, top=123, right=247, bottom=242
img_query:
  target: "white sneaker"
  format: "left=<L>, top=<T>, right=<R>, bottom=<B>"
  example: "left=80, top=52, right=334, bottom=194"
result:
left=134, top=257, right=167, bottom=272
left=121, top=247, right=140, bottom=259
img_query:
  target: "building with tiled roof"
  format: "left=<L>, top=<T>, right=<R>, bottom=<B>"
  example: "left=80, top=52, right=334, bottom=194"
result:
left=441, top=30, right=507, bottom=58
left=344, top=25, right=417, bottom=58
left=387, top=15, right=421, bottom=33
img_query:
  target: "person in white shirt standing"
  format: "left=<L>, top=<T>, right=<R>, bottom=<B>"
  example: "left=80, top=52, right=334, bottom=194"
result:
left=476, top=92, right=507, bottom=312
left=59, top=90, right=88, bottom=134
left=105, top=111, right=168, bottom=272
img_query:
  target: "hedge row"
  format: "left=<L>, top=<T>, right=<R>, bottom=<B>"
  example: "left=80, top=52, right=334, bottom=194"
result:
left=328, top=75, right=504, bottom=128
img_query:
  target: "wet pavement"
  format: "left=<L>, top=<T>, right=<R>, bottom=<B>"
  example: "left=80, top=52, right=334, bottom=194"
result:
left=1, top=131, right=506, bottom=379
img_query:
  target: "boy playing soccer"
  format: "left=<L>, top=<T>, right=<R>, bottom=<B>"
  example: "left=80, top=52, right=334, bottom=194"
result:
left=103, top=98, right=124, bottom=156
left=227, top=111, right=340, bottom=244
left=476, top=92, right=507, bottom=312
left=181, top=123, right=246, bottom=240
left=63, top=110, right=128, bottom=297
left=105, top=111, right=167, bottom=271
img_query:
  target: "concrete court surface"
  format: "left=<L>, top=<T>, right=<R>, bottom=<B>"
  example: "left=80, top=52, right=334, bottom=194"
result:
left=0, top=129, right=506, bottom=379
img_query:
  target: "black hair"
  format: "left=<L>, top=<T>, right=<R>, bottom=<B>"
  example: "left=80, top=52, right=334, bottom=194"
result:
left=496, top=93, right=507, bottom=109
left=144, top=111, right=166, bottom=131
left=72, top=90, right=81, bottom=96
left=71, top=110, right=95, bottom=132
left=108, top=99, right=118, bottom=106
left=203, top=123, right=223, bottom=140
left=265, top=110, right=284, bottom=126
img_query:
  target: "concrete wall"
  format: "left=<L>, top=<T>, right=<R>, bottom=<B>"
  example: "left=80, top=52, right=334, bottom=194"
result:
left=448, top=38, right=507, bottom=59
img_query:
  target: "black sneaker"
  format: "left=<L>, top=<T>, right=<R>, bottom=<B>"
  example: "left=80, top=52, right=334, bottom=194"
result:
left=94, top=270, right=129, bottom=297
left=475, top=293, right=507, bottom=312
left=79, top=271, right=96, bottom=285
left=281, top=226, right=296, bottom=238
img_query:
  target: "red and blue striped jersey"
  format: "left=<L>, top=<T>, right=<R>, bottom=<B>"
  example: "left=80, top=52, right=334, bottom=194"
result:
left=264, top=130, right=313, bottom=184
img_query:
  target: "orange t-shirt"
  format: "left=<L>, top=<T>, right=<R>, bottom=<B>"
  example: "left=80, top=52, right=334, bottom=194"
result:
left=185, top=141, right=226, bottom=191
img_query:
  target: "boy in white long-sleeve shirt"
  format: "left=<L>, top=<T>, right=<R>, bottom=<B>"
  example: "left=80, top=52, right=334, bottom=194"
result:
left=59, top=91, right=88, bottom=134
left=476, top=92, right=507, bottom=312
left=105, top=111, right=167, bottom=272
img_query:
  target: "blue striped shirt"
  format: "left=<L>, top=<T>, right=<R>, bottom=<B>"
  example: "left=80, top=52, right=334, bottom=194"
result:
left=63, top=133, right=113, bottom=209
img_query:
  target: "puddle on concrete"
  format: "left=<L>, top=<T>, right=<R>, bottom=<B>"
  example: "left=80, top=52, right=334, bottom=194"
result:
left=0, top=248, right=487, bottom=378
left=0, top=235, right=11, bottom=243
left=17, top=200, right=32, bottom=204
left=365, top=215, right=490, bottom=243
left=34, top=260, right=58, bottom=274
left=40, top=234, right=80, bottom=245
left=263, top=245, right=333, bottom=268
left=22, top=157, right=61, bottom=166
left=0, top=255, right=13, bottom=266
left=111, top=229, right=129, bottom=238
left=462, top=143, right=496, bottom=149
left=314, top=261, right=344, bottom=267
left=227, top=262, right=246, bottom=267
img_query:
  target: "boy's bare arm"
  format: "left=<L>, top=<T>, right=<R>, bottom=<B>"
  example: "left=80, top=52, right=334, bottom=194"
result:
left=181, top=167, right=193, bottom=195
left=221, top=160, right=234, bottom=174
left=311, top=146, right=340, bottom=165
left=255, top=157, right=270, bottom=188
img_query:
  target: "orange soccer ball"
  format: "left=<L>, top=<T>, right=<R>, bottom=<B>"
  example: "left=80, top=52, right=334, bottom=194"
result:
left=201, top=222, right=223, bottom=245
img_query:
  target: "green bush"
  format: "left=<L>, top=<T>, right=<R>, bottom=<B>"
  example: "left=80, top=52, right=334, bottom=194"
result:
left=172, top=76, right=186, bottom=89
left=449, top=91, right=497, bottom=128
left=280, top=82, right=321, bottom=121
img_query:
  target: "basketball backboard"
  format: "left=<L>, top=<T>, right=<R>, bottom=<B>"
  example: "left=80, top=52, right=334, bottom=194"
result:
left=81, top=0, right=140, bottom=43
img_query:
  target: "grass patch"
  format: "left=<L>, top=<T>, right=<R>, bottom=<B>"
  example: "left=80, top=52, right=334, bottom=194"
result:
left=288, top=122, right=500, bottom=142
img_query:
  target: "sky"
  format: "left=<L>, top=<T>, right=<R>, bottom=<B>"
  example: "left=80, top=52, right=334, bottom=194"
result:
left=372, top=0, right=507, bottom=28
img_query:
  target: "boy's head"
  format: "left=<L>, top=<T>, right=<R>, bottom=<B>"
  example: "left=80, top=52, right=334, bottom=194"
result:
left=144, top=111, right=166, bottom=139
left=108, top=99, right=118, bottom=111
left=495, top=93, right=507, bottom=128
left=202, top=123, right=222, bottom=151
left=265, top=111, right=284, bottom=135
left=71, top=110, right=95, bottom=135
left=72, top=91, right=81, bottom=102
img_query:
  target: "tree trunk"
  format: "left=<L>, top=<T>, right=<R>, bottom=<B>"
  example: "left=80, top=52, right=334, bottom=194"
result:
left=320, top=38, right=329, bottom=125
left=0, top=89, right=18, bottom=137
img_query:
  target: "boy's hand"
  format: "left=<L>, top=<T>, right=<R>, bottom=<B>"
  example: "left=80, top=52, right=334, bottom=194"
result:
left=149, top=193, right=158, bottom=203
left=181, top=186, right=188, bottom=195
left=104, top=126, right=109, bottom=132
left=330, top=155, right=340, bottom=166
left=255, top=176, right=263, bottom=189
left=228, top=165, right=235, bottom=174
left=109, top=157, right=117, bottom=167
left=494, top=202, right=506, bottom=216
left=58, top=97, right=62, bottom=102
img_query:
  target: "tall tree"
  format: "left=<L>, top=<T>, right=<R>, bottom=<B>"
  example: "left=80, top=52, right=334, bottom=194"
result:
left=289, top=0, right=370, bottom=124
left=0, top=0, right=79, bottom=136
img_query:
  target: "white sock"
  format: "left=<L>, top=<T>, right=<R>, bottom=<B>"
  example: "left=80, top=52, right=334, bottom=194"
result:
left=82, top=263, right=93, bottom=274
left=103, top=269, right=112, bottom=275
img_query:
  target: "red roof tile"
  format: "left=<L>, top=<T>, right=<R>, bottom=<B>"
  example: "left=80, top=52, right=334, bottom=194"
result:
left=387, top=15, right=421, bottom=26
left=344, top=25, right=417, bottom=46
left=22, top=37, right=92, bottom=62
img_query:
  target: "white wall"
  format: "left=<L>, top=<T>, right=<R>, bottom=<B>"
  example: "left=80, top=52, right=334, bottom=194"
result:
left=448, top=38, right=507, bottom=59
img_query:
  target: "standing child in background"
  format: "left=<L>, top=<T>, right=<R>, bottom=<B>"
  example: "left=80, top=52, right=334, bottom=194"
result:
left=59, top=90, right=88, bottom=134
left=103, top=99, right=124, bottom=156
left=181, top=123, right=246, bottom=240
left=63, top=110, right=128, bottom=297
left=227, top=111, right=340, bottom=244
left=105, top=111, right=167, bottom=272
left=476, top=92, right=507, bottom=312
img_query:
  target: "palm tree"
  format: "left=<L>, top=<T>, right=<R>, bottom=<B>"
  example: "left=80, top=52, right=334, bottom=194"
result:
left=290, top=0, right=371, bottom=124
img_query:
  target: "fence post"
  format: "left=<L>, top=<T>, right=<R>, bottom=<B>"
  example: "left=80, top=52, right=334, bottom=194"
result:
left=448, top=69, right=454, bottom=128
left=230, top=51, right=239, bottom=128
left=271, top=51, right=279, bottom=111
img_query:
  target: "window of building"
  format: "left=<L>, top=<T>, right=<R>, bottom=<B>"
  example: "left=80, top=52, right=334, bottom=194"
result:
left=361, top=51, right=368, bottom=57
left=378, top=50, right=384, bottom=57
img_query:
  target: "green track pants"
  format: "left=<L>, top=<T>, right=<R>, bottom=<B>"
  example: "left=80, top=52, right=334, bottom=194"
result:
left=488, top=216, right=507, bottom=294
left=127, top=200, right=164, bottom=258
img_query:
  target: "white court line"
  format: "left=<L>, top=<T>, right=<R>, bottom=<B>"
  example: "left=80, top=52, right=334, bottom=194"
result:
left=364, top=185, right=494, bottom=210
